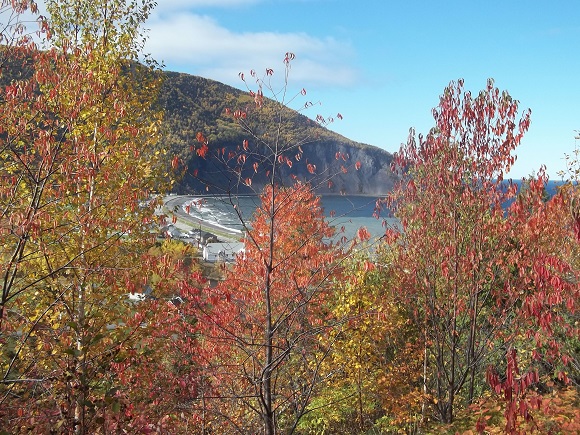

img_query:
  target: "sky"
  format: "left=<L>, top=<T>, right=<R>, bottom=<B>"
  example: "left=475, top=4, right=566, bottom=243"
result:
left=36, top=0, right=580, bottom=179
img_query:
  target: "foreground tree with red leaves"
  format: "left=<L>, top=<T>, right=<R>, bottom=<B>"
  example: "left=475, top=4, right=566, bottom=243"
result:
left=382, top=78, right=532, bottom=424
left=163, top=54, right=358, bottom=433
left=381, top=79, right=579, bottom=432
left=188, top=182, right=344, bottom=433
left=482, top=170, right=580, bottom=434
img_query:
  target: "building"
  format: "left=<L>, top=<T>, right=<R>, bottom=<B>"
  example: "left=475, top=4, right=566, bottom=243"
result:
left=202, top=242, right=245, bottom=262
left=199, top=231, right=218, bottom=245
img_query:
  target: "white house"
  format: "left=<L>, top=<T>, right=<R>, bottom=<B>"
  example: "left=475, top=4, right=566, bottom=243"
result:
left=202, top=242, right=245, bottom=262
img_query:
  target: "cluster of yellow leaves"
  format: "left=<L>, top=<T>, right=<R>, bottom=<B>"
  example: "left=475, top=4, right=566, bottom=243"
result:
left=301, top=251, right=424, bottom=433
left=0, top=0, right=169, bottom=432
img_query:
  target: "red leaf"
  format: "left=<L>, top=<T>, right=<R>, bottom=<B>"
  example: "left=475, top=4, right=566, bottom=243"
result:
left=364, top=260, right=375, bottom=271
left=284, top=52, right=295, bottom=64
left=196, top=143, right=208, bottom=158
left=357, top=227, right=371, bottom=241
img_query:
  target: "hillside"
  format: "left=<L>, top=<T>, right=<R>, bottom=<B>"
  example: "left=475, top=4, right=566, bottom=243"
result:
left=0, top=50, right=397, bottom=196
left=158, top=71, right=398, bottom=195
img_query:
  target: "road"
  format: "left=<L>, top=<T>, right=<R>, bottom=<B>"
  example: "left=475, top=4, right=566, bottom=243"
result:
left=162, top=195, right=242, bottom=241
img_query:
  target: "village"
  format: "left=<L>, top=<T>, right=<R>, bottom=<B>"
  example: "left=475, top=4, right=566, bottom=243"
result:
left=159, top=195, right=245, bottom=264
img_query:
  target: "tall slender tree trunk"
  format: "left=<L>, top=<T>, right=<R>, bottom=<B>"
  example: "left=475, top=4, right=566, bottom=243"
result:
left=74, top=125, right=98, bottom=434
left=263, top=266, right=275, bottom=435
left=262, top=165, right=277, bottom=435
left=467, top=289, right=479, bottom=404
left=421, top=320, right=428, bottom=424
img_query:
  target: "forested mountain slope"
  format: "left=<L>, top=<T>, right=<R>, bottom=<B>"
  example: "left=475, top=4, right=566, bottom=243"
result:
left=158, top=71, right=397, bottom=195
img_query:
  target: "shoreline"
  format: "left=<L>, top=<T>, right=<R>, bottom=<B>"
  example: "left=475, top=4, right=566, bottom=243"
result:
left=162, top=195, right=243, bottom=242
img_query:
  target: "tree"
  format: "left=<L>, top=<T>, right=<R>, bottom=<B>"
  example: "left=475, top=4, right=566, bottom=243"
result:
left=483, top=169, right=580, bottom=434
left=381, top=79, right=531, bottom=424
left=189, top=182, right=343, bottom=433
left=381, top=78, right=579, bottom=433
left=300, top=250, right=424, bottom=434
left=167, top=54, right=359, bottom=434
left=0, top=0, right=166, bottom=432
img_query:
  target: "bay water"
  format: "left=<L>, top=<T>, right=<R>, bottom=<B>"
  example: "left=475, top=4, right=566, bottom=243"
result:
left=182, top=180, right=566, bottom=243
left=183, top=194, right=395, bottom=243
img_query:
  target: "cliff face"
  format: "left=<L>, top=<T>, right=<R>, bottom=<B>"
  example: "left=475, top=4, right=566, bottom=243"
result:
left=158, top=71, right=398, bottom=196
left=299, top=139, right=397, bottom=195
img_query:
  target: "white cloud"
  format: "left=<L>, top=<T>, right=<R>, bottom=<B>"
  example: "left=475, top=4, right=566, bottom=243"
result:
left=27, top=0, right=358, bottom=88
left=144, top=12, right=358, bottom=88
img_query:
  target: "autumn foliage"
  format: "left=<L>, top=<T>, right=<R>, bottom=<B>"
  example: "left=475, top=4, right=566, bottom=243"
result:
left=0, top=0, right=165, bottom=432
left=301, top=252, right=424, bottom=433
left=378, top=79, right=579, bottom=433
left=184, top=183, right=344, bottom=433
left=1, top=1, right=579, bottom=433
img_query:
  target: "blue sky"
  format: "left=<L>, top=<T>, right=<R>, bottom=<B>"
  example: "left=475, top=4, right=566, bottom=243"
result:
left=40, top=0, right=580, bottom=178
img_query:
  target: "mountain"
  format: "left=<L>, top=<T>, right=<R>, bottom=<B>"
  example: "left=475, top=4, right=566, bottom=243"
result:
left=158, top=71, right=398, bottom=196
left=0, top=48, right=397, bottom=196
